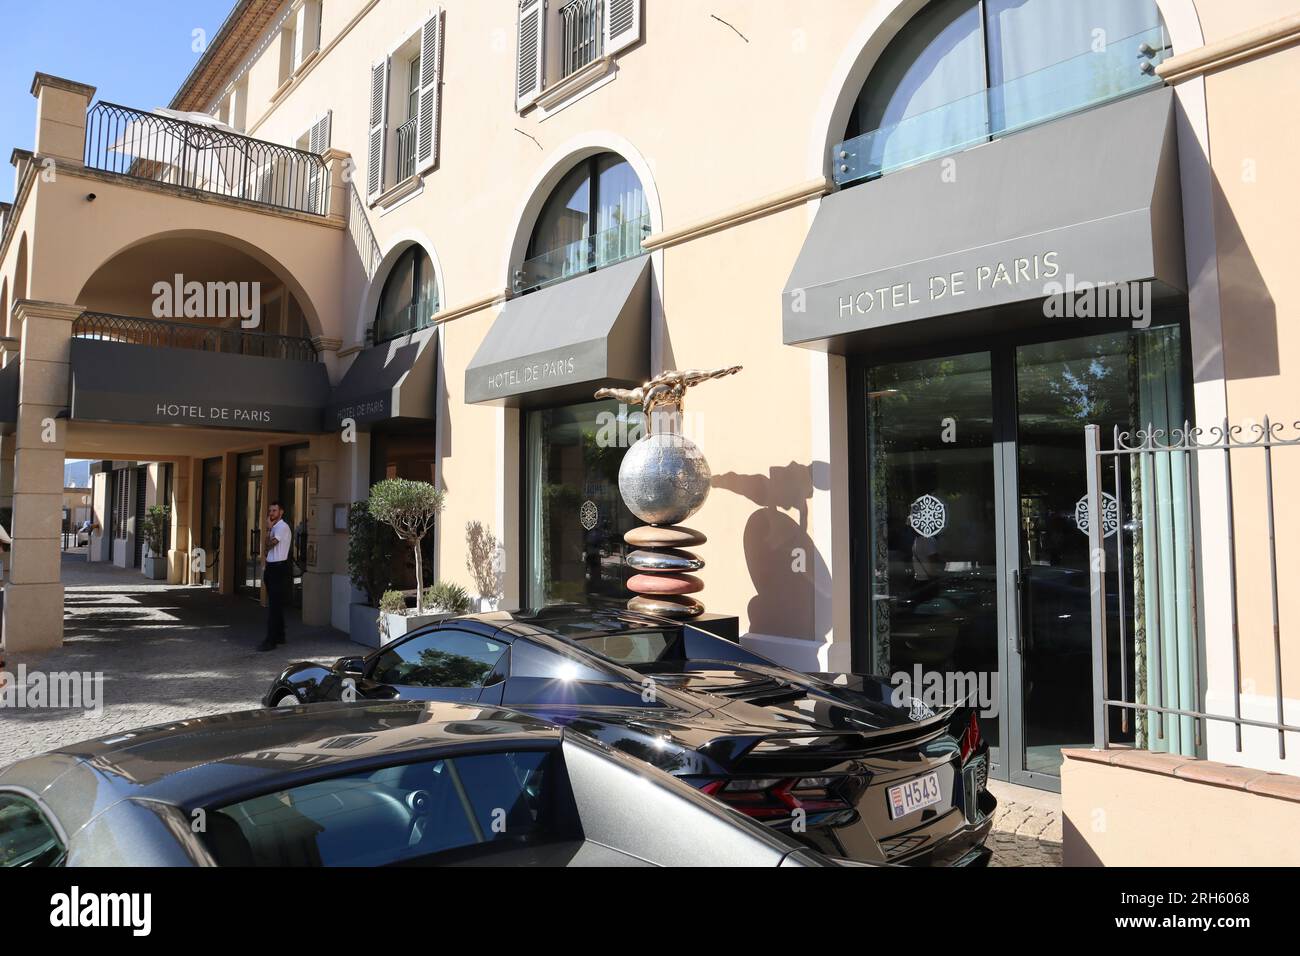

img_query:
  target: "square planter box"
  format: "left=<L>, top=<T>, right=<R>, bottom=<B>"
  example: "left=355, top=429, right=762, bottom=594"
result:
left=380, top=610, right=453, bottom=645
left=141, top=554, right=168, bottom=580
left=350, top=603, right=384, bottom=649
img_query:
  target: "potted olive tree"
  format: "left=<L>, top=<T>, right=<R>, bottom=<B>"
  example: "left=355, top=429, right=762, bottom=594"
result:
left=347, top=501, right=397, bottom=648
left=141, top=505, right=169, bottom=580
left=368, top=478, right=446, bottom=643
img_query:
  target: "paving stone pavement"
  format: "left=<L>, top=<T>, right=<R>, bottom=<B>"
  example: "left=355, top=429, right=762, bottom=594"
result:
left=986, top=781, right=1064, bottom=867
left=0, top=554, right=362, bottom=768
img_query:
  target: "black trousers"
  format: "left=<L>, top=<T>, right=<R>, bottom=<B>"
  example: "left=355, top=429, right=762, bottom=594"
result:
left=265, top=560, right=289, bottom=645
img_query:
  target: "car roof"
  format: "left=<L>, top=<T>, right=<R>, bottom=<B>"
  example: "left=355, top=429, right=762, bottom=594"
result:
left=2, top=701, right=563, bottom=811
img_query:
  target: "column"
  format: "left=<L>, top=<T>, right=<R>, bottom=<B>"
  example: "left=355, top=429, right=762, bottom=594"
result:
left=168, top=458, right=192, bottom=584
left=301, top=433, right=339, bottom=627
left=321, top=148, right=353, bottom=223
left=3, top=300, right=80, bottom=652
left=30, top=73, right=95, bottom=166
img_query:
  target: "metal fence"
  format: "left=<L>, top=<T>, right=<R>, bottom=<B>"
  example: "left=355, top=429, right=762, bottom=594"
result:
left=84, top=102, right=330, bottom=216
left=1085, top=420, right=1300, bottom=761
left=73, top=312, right=319, bottom=363
left=560, top=0, right=604, bottom=77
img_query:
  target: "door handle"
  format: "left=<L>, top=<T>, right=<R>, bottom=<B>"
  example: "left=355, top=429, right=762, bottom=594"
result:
left=1011, top=568, right=1025, bottom=654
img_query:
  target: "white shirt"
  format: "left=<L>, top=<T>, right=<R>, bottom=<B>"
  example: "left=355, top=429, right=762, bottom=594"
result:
left=267, top=519, right=292, bottom=563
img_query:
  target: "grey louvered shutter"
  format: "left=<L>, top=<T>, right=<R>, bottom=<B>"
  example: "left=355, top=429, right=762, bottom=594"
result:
left=516, top=0, right=545, bottom=111
left=604, top=0, right=641, bottom=55
left=415, top=9, right=443, bottom=174
left=367, top=58, right=389, bottom=200
left=306, top=110, right=332, bottom=213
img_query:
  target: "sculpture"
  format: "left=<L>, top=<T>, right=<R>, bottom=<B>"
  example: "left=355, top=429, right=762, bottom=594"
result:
left=597, top=365, right=742, bottom=619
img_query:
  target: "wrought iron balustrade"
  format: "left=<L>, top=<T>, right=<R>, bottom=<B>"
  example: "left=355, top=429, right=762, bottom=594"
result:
left=84, top=102, right=330, bottom=216
left=560, top=0, right=604, bottom=77
left=73, top=312, right=319, bottom=363
left=395, top=117, right=418, bottom=183
left=1084, top=419, right=1300, bottom=762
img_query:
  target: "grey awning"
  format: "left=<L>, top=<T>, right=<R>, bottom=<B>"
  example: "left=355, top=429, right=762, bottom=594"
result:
left=69, top=339, right=330, bottom=433
left=784, top=87, right=1186, bottom=352
left=0, top=360, right=17, bottom=432
left=327, top=327, right=437, bottom=430
left=465, top=255, right=651, bottom=406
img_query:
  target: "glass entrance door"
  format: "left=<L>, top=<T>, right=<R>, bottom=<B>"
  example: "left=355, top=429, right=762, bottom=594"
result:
left=865, top=352, right=1004, bottom=771
left=234, top=452, right=264, bottom=597
left=1008, top=325, right=1184, bottom=785
left=861, top=324, right=1185, bottom=789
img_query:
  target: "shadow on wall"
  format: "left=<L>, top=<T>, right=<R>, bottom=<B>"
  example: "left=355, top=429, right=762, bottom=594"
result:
left=711, top=461, right=831, bottom=642
left=1209, top=166, right=1278, bottom=381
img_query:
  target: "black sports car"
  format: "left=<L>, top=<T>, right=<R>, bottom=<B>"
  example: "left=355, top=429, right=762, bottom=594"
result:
left=0, top=701, right=839, bottom=866
left=264, top=606, right=995, bottom=865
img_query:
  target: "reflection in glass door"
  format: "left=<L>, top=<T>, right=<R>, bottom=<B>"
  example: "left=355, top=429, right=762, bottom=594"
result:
left=861, top=323, right=1187, bottom=789
left=1010, top=325, right=1184, bottom=781
left=866, top=352, right=1002, bottom=768
left=279, top=443, right=310, bottom=608
left=525, top=400, right=635, bottom=607
left=234, top=452, right=264, bottom=597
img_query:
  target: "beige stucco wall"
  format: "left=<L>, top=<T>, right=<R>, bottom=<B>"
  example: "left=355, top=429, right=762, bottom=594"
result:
left=1062, top=754, right=1300, bottom=865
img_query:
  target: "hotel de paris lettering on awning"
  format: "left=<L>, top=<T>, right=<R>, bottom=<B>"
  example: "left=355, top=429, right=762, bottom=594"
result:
left=783, top=87, right=1187, bottom=352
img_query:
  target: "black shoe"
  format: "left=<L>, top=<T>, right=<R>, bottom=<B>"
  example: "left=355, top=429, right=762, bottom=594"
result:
left=256, top=641, right=277, bottom=652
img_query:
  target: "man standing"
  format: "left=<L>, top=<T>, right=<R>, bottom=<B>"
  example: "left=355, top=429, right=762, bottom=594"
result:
left=259, top=501, right=293, bottom=652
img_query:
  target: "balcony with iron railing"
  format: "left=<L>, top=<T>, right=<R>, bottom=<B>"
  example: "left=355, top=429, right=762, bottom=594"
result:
left=83, top=101, right=332, bottom=216
left=513, top=212, right=651, bottom=295
left=72, top=312, right=320, bottom=363
left=832, top=25, right=1171, bottom=186
left=561, top=0, right=604, bottom=78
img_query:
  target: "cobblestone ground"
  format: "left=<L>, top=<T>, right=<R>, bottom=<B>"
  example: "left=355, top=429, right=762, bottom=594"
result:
left=0, top=554, right=361, bottom=767
left=987, top=783, right=1064, bottom=867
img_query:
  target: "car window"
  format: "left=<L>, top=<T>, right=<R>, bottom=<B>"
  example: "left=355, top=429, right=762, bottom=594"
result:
left=570, top=630, right=679, bottom=665
left=371, top=630, right=507, bottom=688
left=509, top=638, right=615, bottom=681
left=203, top=750, right=558, bottom=866
left=0, top=793, right=64, bottom=867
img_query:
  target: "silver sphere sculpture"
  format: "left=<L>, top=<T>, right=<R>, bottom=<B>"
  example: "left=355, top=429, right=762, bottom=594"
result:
left=618, top=432, right=711, bottom=526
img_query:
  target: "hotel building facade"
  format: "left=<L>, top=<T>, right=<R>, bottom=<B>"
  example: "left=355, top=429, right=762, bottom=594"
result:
left=1, top=0, right=1298, bottom=861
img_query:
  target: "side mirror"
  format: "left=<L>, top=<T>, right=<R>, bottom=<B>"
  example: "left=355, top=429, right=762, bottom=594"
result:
left=339, top=656, right=366, bottom=677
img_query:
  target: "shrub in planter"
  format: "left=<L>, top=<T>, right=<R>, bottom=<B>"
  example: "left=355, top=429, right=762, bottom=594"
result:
left=368, top=479, right=444, bottom=615
left=347, top=502, right=397, bottom=607
left=423, top=580, right=471, bottom=615
left=141, top=505, right=169, bottom=579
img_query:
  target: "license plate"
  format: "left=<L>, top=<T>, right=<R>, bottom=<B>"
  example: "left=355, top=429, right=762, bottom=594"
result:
left=887, top=771, right=943, bottom=820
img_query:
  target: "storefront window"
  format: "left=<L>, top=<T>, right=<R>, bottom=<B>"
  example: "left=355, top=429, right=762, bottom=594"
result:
left=517, top=153, right=648, bottom=293
left=374, top=244, right=438, bottom=343
left=525, top=400, right=635, bottom=607
left=841, top=0, right=1167, bottom=181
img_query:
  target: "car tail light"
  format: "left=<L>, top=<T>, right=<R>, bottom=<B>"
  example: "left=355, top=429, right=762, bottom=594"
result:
left=960, top=712, right=981, bottom=764
left=700, top=776, right=852, bottom=820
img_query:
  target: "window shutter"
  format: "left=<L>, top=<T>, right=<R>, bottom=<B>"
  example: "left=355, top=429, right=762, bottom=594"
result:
left=416, top=8, right=443, bottom=174
left=604, top=0, right=641, bottom=55
left=516, top=0, right=545, bottom=111
left=306, top=110, right=332, bottom=213
left=366, top=57, right=389, bottom=200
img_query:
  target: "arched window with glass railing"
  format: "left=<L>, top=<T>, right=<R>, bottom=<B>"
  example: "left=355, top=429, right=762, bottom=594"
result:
left=514, top=152, right=649, bottom=294
left=835, top=0, right=1171, bottom=186
left=373, top=244, right=438, bottom=344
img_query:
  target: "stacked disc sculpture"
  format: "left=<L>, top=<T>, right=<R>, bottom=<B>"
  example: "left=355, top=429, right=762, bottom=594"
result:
left=595, top=365, right=741, bottom=619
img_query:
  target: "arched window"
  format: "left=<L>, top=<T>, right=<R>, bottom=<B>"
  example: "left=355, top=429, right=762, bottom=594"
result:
left=839, top=0, right=1168, bottom=183
left=374, top=244, right=438, bottom=343
left=517, top=152, right=648, bottom=292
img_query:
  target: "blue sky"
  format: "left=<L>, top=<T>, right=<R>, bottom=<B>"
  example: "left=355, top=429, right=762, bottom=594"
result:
left=0, top=0, right=235, bottom=202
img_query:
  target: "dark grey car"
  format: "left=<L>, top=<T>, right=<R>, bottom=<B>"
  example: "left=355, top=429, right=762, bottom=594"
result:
left=0, top=701, right=838, bottom=866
